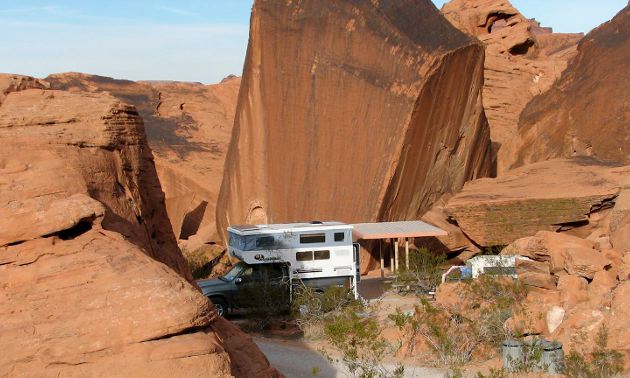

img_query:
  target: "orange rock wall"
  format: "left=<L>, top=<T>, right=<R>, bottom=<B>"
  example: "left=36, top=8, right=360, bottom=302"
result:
left=217, top=0, right=492, bottom=262
left=0, top=84, right=188, bottom=279
left=0, top=75, right=278, bottom=377
left=442, top=0, right=582, bottom=174
left=513, top=5, right=630, bottom=167
left=45, top=73, right=241, bottom=247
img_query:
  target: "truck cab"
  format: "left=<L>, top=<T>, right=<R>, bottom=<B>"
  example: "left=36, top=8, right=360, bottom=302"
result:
left=197, top=262, right=290, bottom=316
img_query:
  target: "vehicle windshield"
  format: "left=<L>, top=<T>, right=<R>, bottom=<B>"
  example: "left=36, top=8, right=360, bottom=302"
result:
left=221, top=263, right=245, bottom=282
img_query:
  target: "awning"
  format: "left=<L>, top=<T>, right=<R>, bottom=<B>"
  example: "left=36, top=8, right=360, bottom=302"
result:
left=352, top=220, right=447, bottom=240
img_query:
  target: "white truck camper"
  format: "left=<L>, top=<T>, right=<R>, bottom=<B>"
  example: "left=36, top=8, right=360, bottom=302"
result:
left=227, top=221, right=361, bottom=299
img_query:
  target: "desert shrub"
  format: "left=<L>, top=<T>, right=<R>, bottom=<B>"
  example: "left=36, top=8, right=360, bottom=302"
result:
left=394, top=248, right=446, bottom=293
left=564, top=325, right=624, bottom=378
left=236, top=277, right=290, bottom=331
left=324, top=305, right=404, bottom=378
left=413, top=299, right=480, bottom=365
left=463, top=276, right=528, bottom=345
left=293, top=285, right=402, bottom=377
left=473, top=368, right=508, bottom=378
left=444, top=367, right=465, bottom=378
left=399, top=276, right=528, bottom=367
left=292, top=283, right=361, bottom=339
left=182, top=247, right=212, bottom=279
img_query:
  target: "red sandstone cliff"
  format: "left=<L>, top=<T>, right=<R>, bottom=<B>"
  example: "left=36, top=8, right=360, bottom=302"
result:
left=45, top=73, right=241, bottom=249
left=217, top=0, right=492, bottom=269
left=512, top=5, right=630, bottom=168
left=0, top=74, right=278, bottom=377
left=441, top=0, right=582, bottom=174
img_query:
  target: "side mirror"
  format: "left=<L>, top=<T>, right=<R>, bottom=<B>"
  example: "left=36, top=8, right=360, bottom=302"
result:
left=235, top=277, right=243, bottom=284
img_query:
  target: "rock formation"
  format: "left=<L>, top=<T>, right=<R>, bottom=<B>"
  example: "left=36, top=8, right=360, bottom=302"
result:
left=217, top=0, right=492, bottom=269
left=0, top=76, right=278, bottom=377
left=444, top=158, right=629, bottom=248
left=512, top=5, right=630, bottom=168
left=501, top=231, right=630, bottom=364
left=441, top=0, right=582, bottom=173
left=44, top=73, right=241, bottom=249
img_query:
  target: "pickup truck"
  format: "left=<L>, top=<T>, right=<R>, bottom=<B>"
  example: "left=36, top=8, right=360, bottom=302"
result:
left=197, top=262, right=290, bottom=316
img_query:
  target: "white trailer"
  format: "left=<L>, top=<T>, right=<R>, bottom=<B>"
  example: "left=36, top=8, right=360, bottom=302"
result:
left=227, top=221, right=361, bottom=299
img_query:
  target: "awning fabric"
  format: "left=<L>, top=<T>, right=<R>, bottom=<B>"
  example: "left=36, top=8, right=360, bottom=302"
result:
left=351, top=220, right=447, bottom=240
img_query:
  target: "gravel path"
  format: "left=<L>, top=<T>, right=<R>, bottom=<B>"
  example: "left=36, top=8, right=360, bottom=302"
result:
left=254, top=336, right=447, bottom=378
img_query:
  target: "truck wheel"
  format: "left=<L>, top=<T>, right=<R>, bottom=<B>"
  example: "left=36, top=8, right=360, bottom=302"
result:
left=210, top=297, right=228, bottom=317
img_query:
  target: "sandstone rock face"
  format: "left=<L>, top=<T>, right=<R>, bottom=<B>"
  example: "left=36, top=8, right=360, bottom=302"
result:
left=441, top=0, right=581, bottom=173
left=419, top=195, right=480, bottom=261
left=498, top=231, right=627, bottom=355
left=0, top=81, right=278, bottom=376
left=0, top=87, right=188, bottom=278
left=512, top=5, right=630, bottom=168
left=217, top=0, right=492, bottom=264
left=45, top=73, right=241, bottom=248
left=445, top=158, right=627, bottom=247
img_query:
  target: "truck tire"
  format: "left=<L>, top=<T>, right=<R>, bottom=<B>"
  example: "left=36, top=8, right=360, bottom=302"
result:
left=210, top=297, right=228, bottom=317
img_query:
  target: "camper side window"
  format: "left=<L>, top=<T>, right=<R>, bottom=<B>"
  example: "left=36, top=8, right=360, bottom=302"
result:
left=300, top=233, right=325, bottom=244
left=256, top=236, right=275, bottom=248
left=334, top=232, right=345, bottom=242
left=296, top=251, right=313, bottom=261
left=314, top=250, right=330, bottom=260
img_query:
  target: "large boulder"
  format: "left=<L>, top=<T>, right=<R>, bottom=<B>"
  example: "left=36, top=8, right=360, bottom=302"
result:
left=441, top=0, right=582, bottom=173
left=419, top=196, right=480, bottom=260
left=0, top=82, right=278, bottom=377
left=0, top=87, right=188, bottom=278
left=217, top=0, right=492, bottom=268
left=44, top=73, right=242, bottom=247
left=608, top=282, right=630, bottom=362
left=512, top=5, right=630, bottom=168
left=445, top=158, right=626, bottom=247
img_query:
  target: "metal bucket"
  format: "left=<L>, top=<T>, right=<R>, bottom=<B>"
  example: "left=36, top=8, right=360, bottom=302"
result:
left=502, top=339, right=524, bottom=371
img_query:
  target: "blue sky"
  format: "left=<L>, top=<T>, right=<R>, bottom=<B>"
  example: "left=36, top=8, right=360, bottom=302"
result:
left=0, top=0, right=626, bottom=84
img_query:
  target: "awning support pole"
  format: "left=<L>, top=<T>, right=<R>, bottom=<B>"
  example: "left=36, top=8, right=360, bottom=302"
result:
left=380, top=240, right=384, bottom=278
left=394, top=238, right=399, bottom=272
left=389, top=238, right=395, bottom=274
left=405, top=238, right=410, bottom=270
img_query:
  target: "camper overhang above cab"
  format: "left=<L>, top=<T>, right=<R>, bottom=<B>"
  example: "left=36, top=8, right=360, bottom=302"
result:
left=227, top=221, right=354, bottom=264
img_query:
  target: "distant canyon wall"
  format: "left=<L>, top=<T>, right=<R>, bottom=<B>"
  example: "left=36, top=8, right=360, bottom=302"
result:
left=45, top=73, right=241, bottom=248
left=512, top=5, right=630, bottom=168
left=441, top=0, right=582, bottom=174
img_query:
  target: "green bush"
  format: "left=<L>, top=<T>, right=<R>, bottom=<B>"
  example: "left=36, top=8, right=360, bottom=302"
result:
left=399, top=276, right=528, bottom=367
left=293, top=285, right=402, bottom=377
left=324, top=305, right=403, bottom=378
left=292, top=283, right=361, bottom=339
left=564, top=325, right=624, bottom=378
left=234, top=275, right=291, bottom=331
left=394, top=247, right=446, bottom=294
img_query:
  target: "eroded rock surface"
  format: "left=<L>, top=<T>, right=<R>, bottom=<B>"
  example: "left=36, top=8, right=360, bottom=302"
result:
left=217, top=0, right=492, bottom=269
left=441, top=0, right=581, bottom=173
left=44, top=73, right=241, bottom=248
left=513, top=5, right=630, bottom=168
left=0, top=81, right=278, bottom=377
left=445, top=158, right=628, bottom=247
left=500, top=231, right=630, bottom=364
